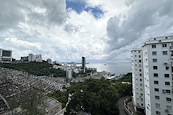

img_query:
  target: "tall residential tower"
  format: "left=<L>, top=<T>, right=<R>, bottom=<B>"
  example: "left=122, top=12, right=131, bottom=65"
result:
left=82, top=57, right=86, bottom=73
left=132, top=35, right=173, bottom=115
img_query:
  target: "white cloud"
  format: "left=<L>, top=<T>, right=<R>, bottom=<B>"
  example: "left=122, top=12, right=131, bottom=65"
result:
left=105, top=0, right=173, bottom=62
left=0, top=0, right=173, bottom=73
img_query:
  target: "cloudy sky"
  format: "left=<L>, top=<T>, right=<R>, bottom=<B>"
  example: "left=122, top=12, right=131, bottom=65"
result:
left=0, top=0, right=173, bottom=65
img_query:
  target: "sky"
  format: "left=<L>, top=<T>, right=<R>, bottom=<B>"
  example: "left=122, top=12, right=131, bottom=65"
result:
left=0, top=0, right=173, bottom=73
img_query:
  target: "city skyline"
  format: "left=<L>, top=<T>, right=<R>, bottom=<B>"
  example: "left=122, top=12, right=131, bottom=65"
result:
left=0, top=0, right=173, bottom=73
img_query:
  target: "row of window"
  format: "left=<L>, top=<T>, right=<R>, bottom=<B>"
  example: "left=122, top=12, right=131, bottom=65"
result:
left=152, top=43, right=167, bottom=48
left=154, top=81, right=171, bottom=85
left=153, top=73, right=170, bottom=78
left=133, top=50, right=141, bottom=53
left=155, top=103, right=172, bottom=110
left=134, top=55, right=141, bottom=58
left=155, top=96, right=172, bottom=102
left=155, top=88, right=171, bottom=94
left=152, top=51, right=168, bottom=55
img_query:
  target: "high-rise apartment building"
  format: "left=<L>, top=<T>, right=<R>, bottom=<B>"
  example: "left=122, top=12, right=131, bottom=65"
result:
left=0, top=49, right=12, bottom=62
left=82, top=57, right=86, bottom=73
left=131, top=49, right=145, bottom=112
left=132, top=35, right=173, bottom=115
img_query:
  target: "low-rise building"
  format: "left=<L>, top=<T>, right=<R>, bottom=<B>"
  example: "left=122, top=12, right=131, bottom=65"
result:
left=0, top=49, right=12, bottom=62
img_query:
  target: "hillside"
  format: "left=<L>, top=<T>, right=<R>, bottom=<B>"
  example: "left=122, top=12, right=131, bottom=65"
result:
left=0, top=62, right=66, bottom=77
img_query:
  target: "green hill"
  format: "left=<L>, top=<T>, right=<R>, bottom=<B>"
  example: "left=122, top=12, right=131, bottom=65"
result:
left=0, top=62, right=66, bottom=77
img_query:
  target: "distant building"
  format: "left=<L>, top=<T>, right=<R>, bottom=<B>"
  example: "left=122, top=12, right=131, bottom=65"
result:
left=47, top=58, right=52, bottom=64
left=21, top=56, right=28, bottom=61
left=28, top=53, right=42, bottom=62
left=0, top=49, right=12, bottom=62
left=66, top=68, right=72, bottom=79
left=82, top=57, right=86, bottom=73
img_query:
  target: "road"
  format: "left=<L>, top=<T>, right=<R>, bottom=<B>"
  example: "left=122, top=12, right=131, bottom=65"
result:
left=118, top=96, right=130, bottom=115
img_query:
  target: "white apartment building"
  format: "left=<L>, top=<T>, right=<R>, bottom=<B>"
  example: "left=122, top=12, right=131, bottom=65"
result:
left=131, top=49, right=145, bottom=112
left=28, top=53, right=42, bottom=62
left=66, top=68, right=72, bottom=79
left=143, top=36, right=173, bottom=115
left=0, top=49, right=12, bottom=62
left=132, top=35, right=173, bottom=115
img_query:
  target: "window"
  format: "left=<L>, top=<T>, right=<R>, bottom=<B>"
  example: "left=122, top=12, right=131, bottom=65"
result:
left=140, top=74, right=142, bottom=76
left=166, top=90, right=171, bottom=94
left=165, top=82, right=170, bottom=86
left=155, top=88, right=159, bottom=92
left=152, top=51, right=157, bottom=55
left=139, top=55, right=141, bottom=58
left=152, top=44, right=156, bottom=48
left=138, top=51, right=140, bottom=53
left=166, top=97, right=172, bottom=102
left=155, top=103, right=160, bottom=108
left=140, top=79, right=142, bottom=81
left=153, top=59, right=157, bottom=62
left=154, top=81, right=159, bottom=84
left=167, top=105, right=172, bottom=110
left=153, top=66, right=158, bottom=70
left=163, top=51, right=168, bottom=55
left=139, top=69, right=142, bottom=72
left=166, top=66, right=169, bottom=70
left=155, top=96, right=160, bottom=99
left=162, top=44, right=167, bottom=47
left=164, top=74, right=169, bottom=78
left=139, top=60, right=141, bottom=62
left=153, top=73, right=158, bottom=77
left=156, top=111, right=161, bottom=115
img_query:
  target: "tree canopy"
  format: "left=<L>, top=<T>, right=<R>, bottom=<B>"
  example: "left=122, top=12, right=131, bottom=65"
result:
left=48, top=78, right=132, bottom=115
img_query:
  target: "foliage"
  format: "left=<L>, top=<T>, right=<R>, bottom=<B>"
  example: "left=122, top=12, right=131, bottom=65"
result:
left=8, top=88, right=45, bottom=115
left=49, top=78, right=132, bottom=115
left=118, top=72, right=132, bottom=82
left=47, top=90, right=68, bottom=108
left=20, top=88, right=45, bottom=115
left=0, top=62, right=66, bottom=77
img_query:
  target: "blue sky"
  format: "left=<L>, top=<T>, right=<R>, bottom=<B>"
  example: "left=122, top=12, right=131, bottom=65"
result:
left=66, top=0, right=104, bottom=19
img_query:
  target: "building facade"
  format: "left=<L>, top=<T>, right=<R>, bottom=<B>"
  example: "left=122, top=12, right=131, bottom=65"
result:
left=132, top=35, right=173, bottom=115
left=28, top=53, right=42, bottom=62
left=131, top=49, right=145, bottom=112
left=82, top=57, right=86, bottom=73
left=66, top=68, right=72, bottom=79
left=0, top=49, right=12, bottom=62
